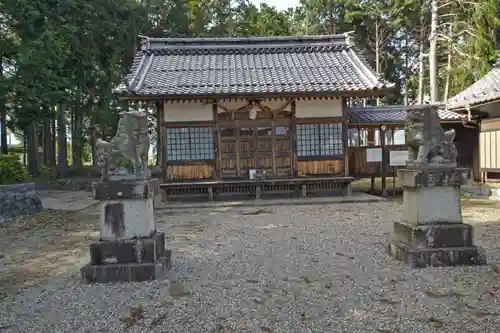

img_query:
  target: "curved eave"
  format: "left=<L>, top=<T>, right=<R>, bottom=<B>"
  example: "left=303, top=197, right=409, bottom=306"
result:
left=116, top=86, right=395, bottom=101
left=446, top=97, right=500, bottom=112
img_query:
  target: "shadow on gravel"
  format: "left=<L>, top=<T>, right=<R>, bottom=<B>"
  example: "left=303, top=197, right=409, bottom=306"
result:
left=0, top=210, right=98, bottom=301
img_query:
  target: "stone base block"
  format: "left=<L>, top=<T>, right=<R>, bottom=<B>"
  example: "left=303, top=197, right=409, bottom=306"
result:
left=93, top=179, right=160, bottom=200
left=81, top=251, right=171, bottom=283
left=388, top=241, right=486, bottom=268
left=403, top=185, right=463, bottom=224
left=392, top=221, right=474, bottom=248
left=99, top=198, right=156, bottom=241
left=388, top=221, right=486, bottom=268
left=90, top=232, right=165, bottom=265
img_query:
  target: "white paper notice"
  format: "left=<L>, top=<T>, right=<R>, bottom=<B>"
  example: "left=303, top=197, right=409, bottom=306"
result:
left=389, top=150, right=408, bottom=166
left=366, top=148, right=383, bottom=162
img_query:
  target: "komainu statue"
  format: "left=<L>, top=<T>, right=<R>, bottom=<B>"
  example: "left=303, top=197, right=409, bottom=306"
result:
left=405, top=104, right=458, bottom=169
left=97, top=110, right=150, bottom=181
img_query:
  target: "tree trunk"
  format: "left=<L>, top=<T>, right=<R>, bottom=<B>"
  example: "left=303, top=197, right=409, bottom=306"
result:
left=417, top=26, right=426, bottom=104
left=443, top=24, right=453, bottom=102
left=403, top=33, right=409, bottom=106
left=429, top=0, right=439, bottom=103
left=26, top=122, right=40, bottom=177
left=90, top=110, right=98, bottom=167
left=50, top=118, right=56, bottom=166
left=0, top=106, right=7, bottom=155
left=71, top=96, right=83, bottom=168
left=375, top=20, right=381, bottom=106
left=57, top=103, right=69, bottom=176
left=42, top=117, right=52, bottom=166
left=23, top=135, right=27, bottom=165
left=0, top=62, right=7, bottom=155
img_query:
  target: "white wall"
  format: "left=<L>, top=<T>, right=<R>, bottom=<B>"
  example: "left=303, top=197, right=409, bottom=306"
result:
left=295, top=98, right=343, bottom=118
left=163, top=101, right=213, bottom=122
left=215, top=100, right=293, bottom=114
left=162, top=98, right=344, bottom=122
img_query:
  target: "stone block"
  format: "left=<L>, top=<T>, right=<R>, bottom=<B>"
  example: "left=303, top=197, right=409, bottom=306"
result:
left=0, top=182, right=44, bottom=223
left=388, top=240, right=486, bottom=268
left=81, top=251, right=172, bottom=283
left=392, top=221, right=474, bottom=248
left=93, top=179, right=160, bottom=200
left=99, top=197, right=156, bottom=241
left=90, top=232, right=166, bottom=265
left=398, top=168, right=468, bottom=188
left=403, top=185, right=462, bottom=225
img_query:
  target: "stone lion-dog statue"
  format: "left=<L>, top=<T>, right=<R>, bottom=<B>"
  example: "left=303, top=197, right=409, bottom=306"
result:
left=97, top=110, right=150, bottom=181
left=405, top=104, right=458, bottom=169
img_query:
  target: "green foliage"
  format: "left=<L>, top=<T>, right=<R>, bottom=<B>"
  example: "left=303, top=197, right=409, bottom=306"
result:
left=0, top=154, right=29, bottom=184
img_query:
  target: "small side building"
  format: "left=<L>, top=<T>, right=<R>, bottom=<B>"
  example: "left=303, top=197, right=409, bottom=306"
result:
left=446, top=60, right=500, bottom=182
left=346, top=105, right=475, bottom=181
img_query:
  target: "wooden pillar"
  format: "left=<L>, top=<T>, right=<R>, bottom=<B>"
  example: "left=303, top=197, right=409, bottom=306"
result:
left=271, top=121, right=277, bottom=176
left=380, top=125, right=387, bottom=197
left=158, top=101, right=167, bottom=196
left=212, top=101, right=220, bottom=180
left=472, top=126, right=481, bottom=181
left=290, top=100, right=297, bottom=177
left=342, top=98, right=349, bottom=177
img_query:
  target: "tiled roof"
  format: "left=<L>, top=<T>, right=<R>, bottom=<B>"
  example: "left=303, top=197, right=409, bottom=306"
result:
left=116, top=34, right=394, bottom=98
left=348, top=105, right=465, bottom=124
left=447, top=61, right=500, bottom=110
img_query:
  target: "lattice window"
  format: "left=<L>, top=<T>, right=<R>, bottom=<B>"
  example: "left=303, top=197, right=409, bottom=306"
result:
left=297, top=123, right=343, bottom=157
left=166, top=127, right=214, bottom=161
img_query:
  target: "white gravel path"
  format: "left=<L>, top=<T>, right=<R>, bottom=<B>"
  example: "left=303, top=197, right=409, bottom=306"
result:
left=1, top=201, right=500, bottom=333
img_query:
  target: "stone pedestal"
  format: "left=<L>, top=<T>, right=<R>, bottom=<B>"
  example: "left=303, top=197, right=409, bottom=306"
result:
left=388, top=168, right=486, bottom=268
left=81, top=179, right=171, bottom=282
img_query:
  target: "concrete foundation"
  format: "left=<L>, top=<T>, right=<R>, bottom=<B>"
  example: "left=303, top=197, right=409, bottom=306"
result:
left=388, top=168, right=486, bottom=268
left=81, top=178, right=170, bottom=283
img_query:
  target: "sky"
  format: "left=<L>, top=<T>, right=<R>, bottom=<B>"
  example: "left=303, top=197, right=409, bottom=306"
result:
left=249, top=0, right=301, bottom=11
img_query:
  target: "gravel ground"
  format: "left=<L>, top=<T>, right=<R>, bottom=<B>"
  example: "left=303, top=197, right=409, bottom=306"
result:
left=1, top=199, right=500, bottom=333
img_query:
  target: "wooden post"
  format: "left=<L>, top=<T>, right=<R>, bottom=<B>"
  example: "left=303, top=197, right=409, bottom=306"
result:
left=272, top=121, right=277, bottom=177
left=473, top=126, right=481, bottom=181
left=158, top=101, right=168, bottom=202
left=342, top=98, right=349, bottom=177
left=380, top=125, right=387, bottom=197
left=212, top=101, right=220, bottom=180
left=290, top=100, right=297, bottom=177
left=392, top=168, right=397, bottom=196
